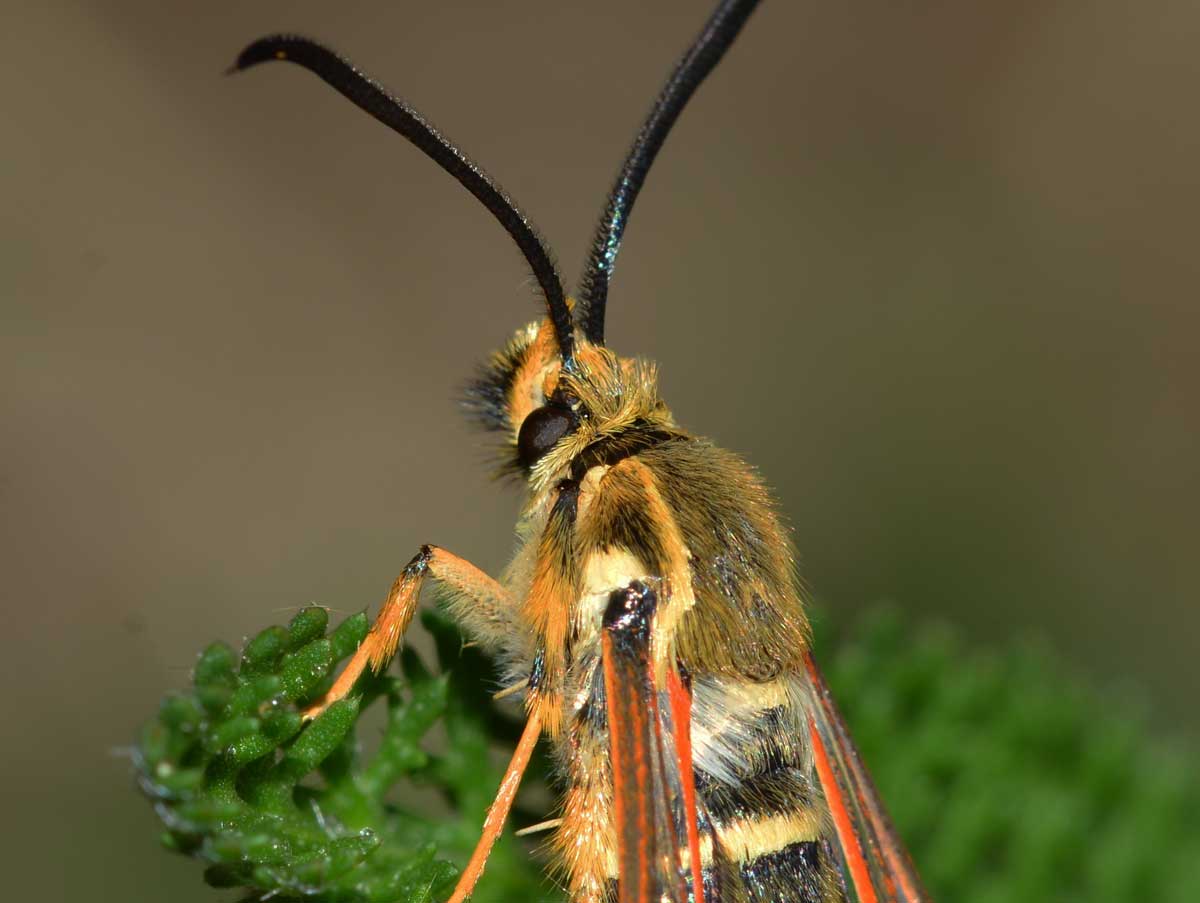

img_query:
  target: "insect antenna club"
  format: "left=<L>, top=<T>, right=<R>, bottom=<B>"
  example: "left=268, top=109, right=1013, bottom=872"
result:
left=231, top=1, right=929, bottom=901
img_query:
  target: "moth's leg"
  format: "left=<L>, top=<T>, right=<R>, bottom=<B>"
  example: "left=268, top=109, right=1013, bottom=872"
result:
left=444, top=703, right=544, bottom=903
left=304, top=544, right=511, bottom=718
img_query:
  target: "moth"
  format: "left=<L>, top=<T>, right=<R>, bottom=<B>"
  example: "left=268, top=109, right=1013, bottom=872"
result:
left=233, top=1, right=928, bottom=901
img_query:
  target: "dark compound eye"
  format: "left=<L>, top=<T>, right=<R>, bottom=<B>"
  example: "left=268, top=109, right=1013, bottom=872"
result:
left=517, top=403, right=578, bottom=469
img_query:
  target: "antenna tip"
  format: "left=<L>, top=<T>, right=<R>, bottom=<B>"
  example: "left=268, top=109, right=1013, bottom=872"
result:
left=230, top=36, right=294, bottom=76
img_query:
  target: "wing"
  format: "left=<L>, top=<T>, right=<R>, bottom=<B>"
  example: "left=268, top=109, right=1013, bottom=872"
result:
left=801, top=651, right=929, bottom=903
left=600, top=626, right=931, bottom=903
left=602, top=580, right=722, bottom=903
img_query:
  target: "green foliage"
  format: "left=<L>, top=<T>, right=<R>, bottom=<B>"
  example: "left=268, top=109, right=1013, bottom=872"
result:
left=817, top=609, right=1200, bottom=903
left=138, top=606, right=1200, bottom=902
left=136, top=607, right=557, bottom=903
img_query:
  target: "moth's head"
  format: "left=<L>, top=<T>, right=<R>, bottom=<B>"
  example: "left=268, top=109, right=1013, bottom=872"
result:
left=231, top=29, right=710, bottom=487
left=464, top=318, right=671, bottom=484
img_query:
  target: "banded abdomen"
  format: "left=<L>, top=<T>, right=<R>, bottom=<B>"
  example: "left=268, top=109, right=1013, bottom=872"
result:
left=550, top=662, right=845, bottom=903
left=691, top=672, right=846, bottom=903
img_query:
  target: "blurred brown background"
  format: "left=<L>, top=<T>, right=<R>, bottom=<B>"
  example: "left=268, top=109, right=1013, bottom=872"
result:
left=3, top=1, right=1197, bottom=901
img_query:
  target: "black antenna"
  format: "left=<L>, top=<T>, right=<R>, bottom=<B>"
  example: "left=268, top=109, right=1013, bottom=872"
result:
left=576, top=0, right=760, bottom=345
left=232, top=36, right=575, bottom=364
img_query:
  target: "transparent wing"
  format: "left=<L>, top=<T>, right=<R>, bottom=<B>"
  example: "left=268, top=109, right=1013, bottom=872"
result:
left=801, top=651, right=930, bottom=903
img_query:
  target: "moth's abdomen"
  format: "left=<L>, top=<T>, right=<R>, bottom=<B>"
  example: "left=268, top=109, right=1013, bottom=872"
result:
left=690, top=673, right=846, bottom=903
left=554, top=670, right=842, bottom=903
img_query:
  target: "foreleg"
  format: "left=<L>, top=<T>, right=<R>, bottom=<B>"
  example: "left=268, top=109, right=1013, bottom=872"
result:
left=305, top=544, right=512, bottom=718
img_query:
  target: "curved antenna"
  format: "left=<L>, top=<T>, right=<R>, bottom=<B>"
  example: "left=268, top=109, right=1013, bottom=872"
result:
left=576, top=0, right=760, bottom=345
left=232, top=36, right=575, bottom=363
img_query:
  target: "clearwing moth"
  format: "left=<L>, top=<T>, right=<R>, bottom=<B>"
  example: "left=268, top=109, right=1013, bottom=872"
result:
left=232, top=1, right=930, bottom=900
